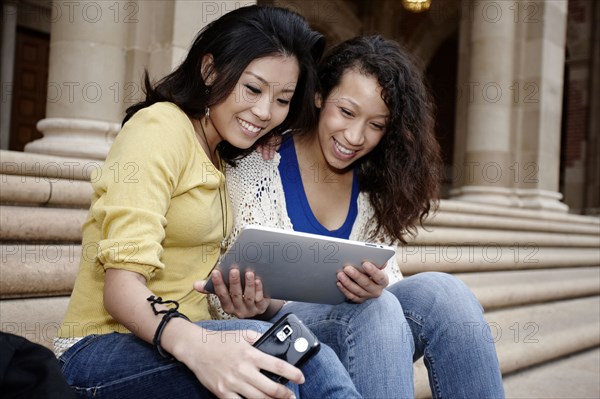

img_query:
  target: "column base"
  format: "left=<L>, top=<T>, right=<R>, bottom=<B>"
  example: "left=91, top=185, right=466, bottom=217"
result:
left=25, top=118, right=120, bottom=160
left=450, top=186, right=569, bottom=213
left=515, top=188, right=570, bottom=213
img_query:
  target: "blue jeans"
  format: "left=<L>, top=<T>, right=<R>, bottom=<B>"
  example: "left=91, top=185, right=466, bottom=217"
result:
left=59, top=319, right=361, bottom=398
left=389, top=272, right=505, bottom=398
left=273, top=290, right=414, bottom=398
left=275, top=272, right=505, bottom=399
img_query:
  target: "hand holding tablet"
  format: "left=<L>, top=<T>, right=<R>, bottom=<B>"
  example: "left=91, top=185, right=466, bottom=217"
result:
left=203, top=225, right=396, bottom=304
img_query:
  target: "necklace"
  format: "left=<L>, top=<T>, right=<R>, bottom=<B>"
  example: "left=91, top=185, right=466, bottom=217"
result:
left=198, top=120, right=228, bottom=251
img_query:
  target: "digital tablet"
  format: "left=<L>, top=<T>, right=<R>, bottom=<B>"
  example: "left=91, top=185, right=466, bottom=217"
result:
left=203, top=225, right=396, bottom=304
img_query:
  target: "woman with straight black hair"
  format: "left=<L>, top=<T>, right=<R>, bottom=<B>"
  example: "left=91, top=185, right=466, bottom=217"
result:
left=54, top=6, right=361, bottom=399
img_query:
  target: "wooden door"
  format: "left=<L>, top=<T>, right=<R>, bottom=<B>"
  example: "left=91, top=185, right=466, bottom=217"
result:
left=9, top=27, right=49, bottom=152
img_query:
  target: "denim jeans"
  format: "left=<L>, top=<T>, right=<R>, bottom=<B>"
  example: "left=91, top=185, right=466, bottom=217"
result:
left=274, top=272, right=505, bottom=399
left=389, top=272, right=505, bottom=399
left=273, top=290, right=414, bottom=398
left=59, top=319, right=361, bottom=398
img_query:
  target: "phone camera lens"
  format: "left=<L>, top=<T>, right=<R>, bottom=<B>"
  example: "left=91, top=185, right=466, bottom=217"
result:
left=276, top=325, right=294, bottom=342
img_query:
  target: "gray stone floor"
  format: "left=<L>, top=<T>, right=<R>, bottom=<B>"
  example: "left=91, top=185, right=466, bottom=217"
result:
left=503, top=347, right=600, bottom=399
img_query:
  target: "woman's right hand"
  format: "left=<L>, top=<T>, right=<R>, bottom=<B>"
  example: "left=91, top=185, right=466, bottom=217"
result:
left=195, top=269, right=271, bottom=319
left=164, top=319, right=302, bottom=398
left=104, top=269, right=298, bottom=398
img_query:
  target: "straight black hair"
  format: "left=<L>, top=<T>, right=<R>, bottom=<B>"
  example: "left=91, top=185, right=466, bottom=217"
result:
left=123, top=5, right=325, bottom=162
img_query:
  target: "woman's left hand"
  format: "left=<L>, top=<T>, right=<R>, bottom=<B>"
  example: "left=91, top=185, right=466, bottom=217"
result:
left=336, top=261, right=389, bottom=303
left=255, top=135, right=283, bottom=160
left=195, top=269, right=270, bottom=319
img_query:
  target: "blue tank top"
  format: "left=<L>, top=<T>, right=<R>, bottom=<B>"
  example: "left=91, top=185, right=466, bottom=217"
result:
left=277, top=136, right=359, bottom=239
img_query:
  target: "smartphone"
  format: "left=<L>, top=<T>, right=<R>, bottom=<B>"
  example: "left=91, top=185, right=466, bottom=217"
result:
left=253, top=313, right=321, bottom=384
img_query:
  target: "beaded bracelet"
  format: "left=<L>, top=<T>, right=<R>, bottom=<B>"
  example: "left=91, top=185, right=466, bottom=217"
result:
left=147, top=296, right=190, bottom=358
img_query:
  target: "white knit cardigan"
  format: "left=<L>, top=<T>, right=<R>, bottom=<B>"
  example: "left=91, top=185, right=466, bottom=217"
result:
left=208, top=151, right=403, bottom=319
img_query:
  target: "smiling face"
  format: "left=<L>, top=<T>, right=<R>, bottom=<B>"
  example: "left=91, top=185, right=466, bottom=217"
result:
left=207, top=55, right=300, bottom=149
left=316, top=68, right=389, bottom=172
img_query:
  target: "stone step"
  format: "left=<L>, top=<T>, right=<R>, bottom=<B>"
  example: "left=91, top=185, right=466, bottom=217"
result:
left=0, top=174, right=92, bottom=208
left=0, top=149, right=101, bottom=181
left=1, top=245, right=80, bottom=298
left=2, top=219, right=598, bottom=274
left=7, top=296, right=600, bottom=399
left=2, top=151, right=598, bottom=234
left=2, top=241, right=598, bottom=304
left=409, top=226, right=599, bottom=247
left=414, top=296, right=600, bottom=398
left=437, top=200, right=600, bottom=228
left=429, top=207, right=600, bottom=235
left=0, top=296, right=70, bottom=349
left=491, top=296, right=600, bottom=375
left=455, top=266, right=600, bottom=309
left=400, top=246, right=600, bottom=274
left=502, top=347, right=600, bottom=399
left=0, top=206, right=87, bottom=241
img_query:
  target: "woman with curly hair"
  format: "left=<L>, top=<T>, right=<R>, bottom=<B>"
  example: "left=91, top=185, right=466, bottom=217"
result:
left=201, top=35, right=505, bottom=398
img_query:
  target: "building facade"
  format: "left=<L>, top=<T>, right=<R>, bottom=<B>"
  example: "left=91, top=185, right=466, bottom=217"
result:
left=2, top=0, right=598, bottom=213
left=1, top=0, right=599, bottom=397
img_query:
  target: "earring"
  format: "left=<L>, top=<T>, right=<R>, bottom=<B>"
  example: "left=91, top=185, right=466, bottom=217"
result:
left=204, top=86, right=211, bottom=126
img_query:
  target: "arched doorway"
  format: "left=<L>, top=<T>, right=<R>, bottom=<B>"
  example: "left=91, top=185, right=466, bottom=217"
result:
left=425, top=33, right=458, bottom=198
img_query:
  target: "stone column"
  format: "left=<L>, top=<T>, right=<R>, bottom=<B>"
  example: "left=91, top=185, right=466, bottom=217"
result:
left=25, top=0, right=129, bottom=160
left=451, top=0, right=518, bottom=207
left=513, top=0, right=569, bottom=212
left=451, top=0, right=569, bottom=212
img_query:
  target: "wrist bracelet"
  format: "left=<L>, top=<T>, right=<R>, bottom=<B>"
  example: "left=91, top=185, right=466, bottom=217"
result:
left=152, top=309, right=190, bottom=358
left=147, top=296, right=190, bottom=358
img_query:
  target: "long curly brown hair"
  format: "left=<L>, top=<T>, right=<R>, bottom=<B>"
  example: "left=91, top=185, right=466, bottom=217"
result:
left=312, top=36, right=442, bottom=244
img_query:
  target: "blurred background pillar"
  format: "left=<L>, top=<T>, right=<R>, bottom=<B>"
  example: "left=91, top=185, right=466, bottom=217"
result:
left=451, top=0, right=519, bottom=207
left=512, top=0, right=569, bottom=212
left=451, top=0, right=569, bottom=212
left=24, top=0, right=129, bottom=160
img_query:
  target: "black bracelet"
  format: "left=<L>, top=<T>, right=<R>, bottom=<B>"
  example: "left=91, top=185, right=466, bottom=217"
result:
left=147, top=296, right=190, bottom=358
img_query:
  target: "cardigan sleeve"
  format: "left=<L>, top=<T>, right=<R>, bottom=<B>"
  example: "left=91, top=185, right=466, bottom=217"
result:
left=90, top=102, right=192, bottom=280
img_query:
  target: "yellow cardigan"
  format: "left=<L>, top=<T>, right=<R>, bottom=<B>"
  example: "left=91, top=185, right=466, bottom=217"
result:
left=59, top=102, right=231, bottom=338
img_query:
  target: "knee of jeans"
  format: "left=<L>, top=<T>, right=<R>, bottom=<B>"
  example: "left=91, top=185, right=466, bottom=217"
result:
left=375, top=290, right=404, bottom=313
left=360, top=291, right=405, bottom=324
left=421, top=272, right=483, bottom=314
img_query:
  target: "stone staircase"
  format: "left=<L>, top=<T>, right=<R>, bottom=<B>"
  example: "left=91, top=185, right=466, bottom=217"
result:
left=405, top=202, right=600, bottom=398
left=1, top=151, right=93, bottom=346
left=1, top=149, right=599, bottom=398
